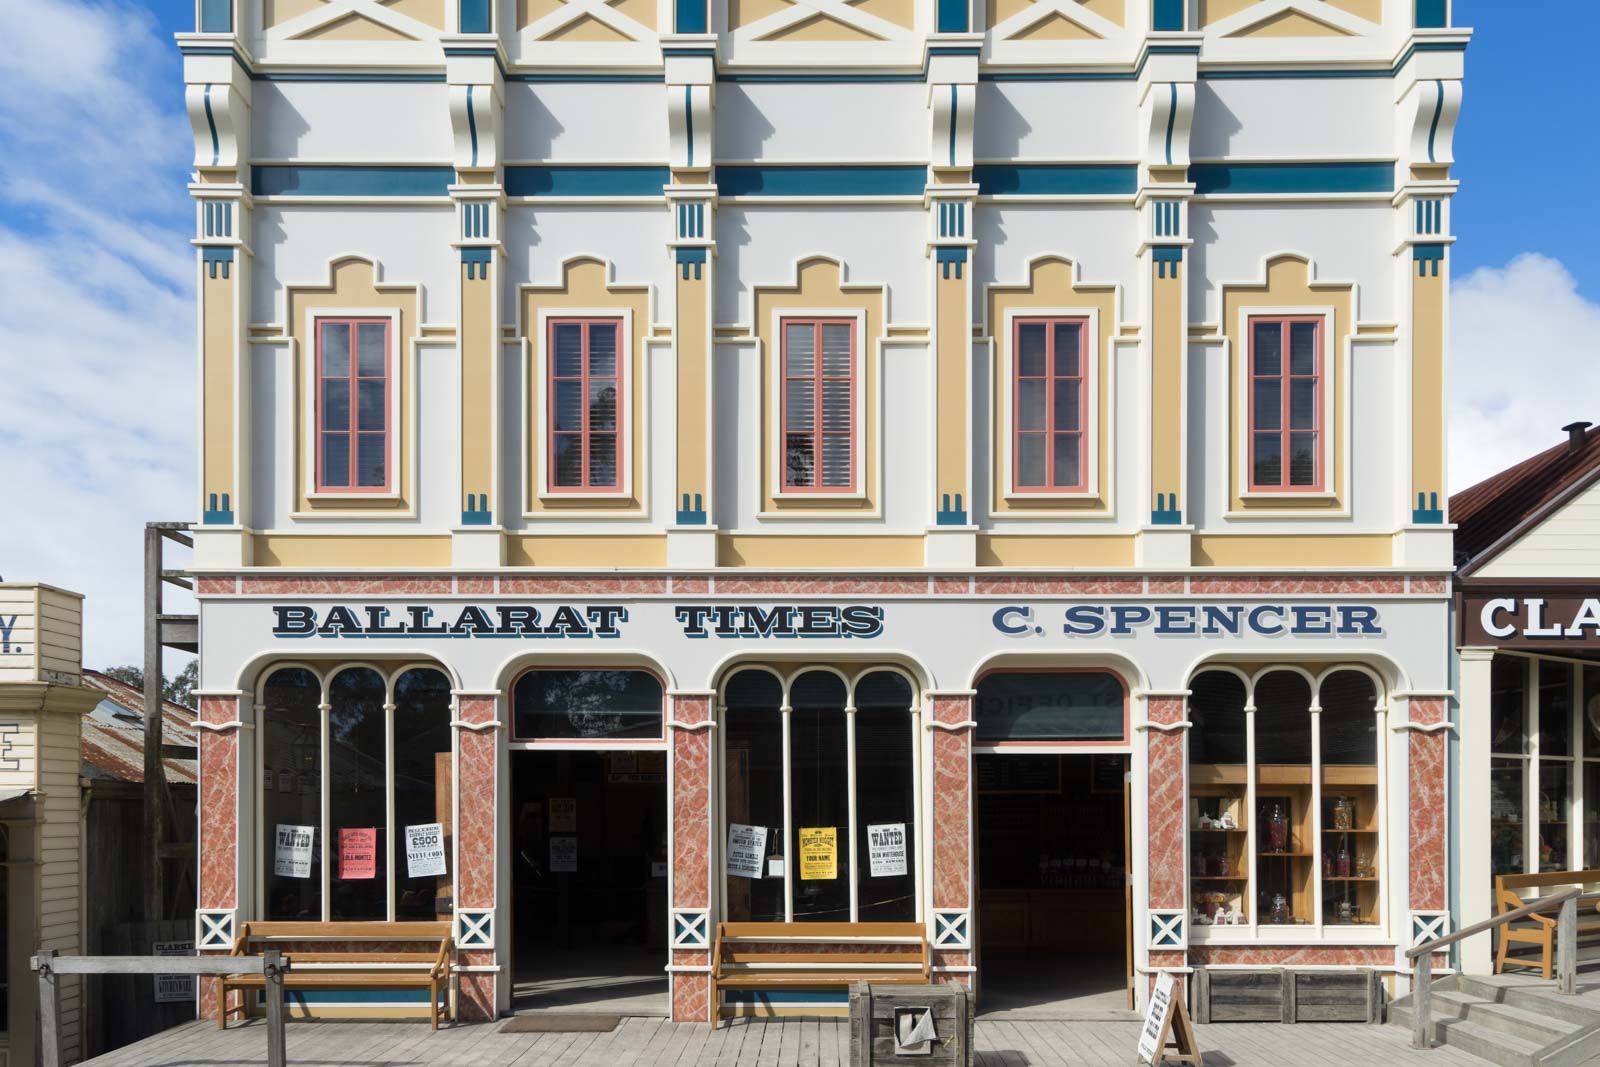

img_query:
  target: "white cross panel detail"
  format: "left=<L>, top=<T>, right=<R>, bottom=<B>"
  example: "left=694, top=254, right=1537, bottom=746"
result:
left=1203, top=0, right=1375, bottom=39
left=268, top=0, right=442, bottom=43
left=456, top=909, right=495, bottom=949
left=734, top=0, right=915, bottom=45
left=1148, top=910, right=1185, bottom=950
left=989, top=0, right=1125, bottom=45
left=932, top=910, right=970, bottom=950
left=197, top=909, right=236, bottom=951
left=524, top=0, right=657, bottom=43
left=1410, top=911, right=1450, bottom=950
left=672, top=909, right=711, bottom=950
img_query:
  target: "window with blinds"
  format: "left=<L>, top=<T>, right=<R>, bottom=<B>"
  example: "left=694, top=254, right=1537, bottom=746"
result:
left=1011, top=317, right=1088, bottom=493
left=781, top=318, right=856, bottom=492
left=548, top=318, right=623, bottom=491
left=1247, top=316, right=1323, bottom=491
left=315, top=318, right=391, bottom=492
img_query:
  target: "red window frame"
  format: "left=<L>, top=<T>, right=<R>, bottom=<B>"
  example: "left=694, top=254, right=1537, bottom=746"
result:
left=780, top=317, right=857, bottom=493
left=1247, top=315, right=1324, bottom=492
left=546, top=317, right=625, bottom=493
left=1010, top=316, right=1090, bottom=493
left=314, top=317, right=391, bottom=493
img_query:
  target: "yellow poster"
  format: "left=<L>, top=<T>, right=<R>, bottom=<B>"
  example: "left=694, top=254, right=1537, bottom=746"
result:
left=798, top=827, right=838, bottom=881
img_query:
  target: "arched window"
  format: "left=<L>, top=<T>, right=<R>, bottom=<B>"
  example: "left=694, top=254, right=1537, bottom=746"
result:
left=1187, top=667, right=1385, bottom=933
left=259, top=663, right=457, bottom=922
left=511, top=669, right=664, bottom=740
left=722, top=666, right=920, bottom=923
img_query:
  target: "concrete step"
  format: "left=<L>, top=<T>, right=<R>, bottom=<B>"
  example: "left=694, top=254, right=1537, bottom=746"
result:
left=1455, top=974, right=1600, bottom=1029
left=1391, top=990, right=1579, bottom=1045
left=1388, top=1005, right=1546, bottom=1067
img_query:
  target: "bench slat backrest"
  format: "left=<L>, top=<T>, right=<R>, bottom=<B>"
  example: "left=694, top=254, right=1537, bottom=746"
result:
left=718, top=922, right=924, bottom=941
left=235, top=921, right=453, bottom=957
left=1497, top=869, right=1600, bottom=895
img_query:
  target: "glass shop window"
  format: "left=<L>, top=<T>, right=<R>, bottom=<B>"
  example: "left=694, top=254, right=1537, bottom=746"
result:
left=1490, top=655, right=1529, bottom=875
left=261, top=667, right=325, bottom=921
left=511, top=669, right=664, bottom=741
left=721, top=667, right=918, bottom=923
left=973, top=671, right=1126, bottom=745
left=328, top=668, right=387, bottom=921
left=393, top=668, right=455, bottom=919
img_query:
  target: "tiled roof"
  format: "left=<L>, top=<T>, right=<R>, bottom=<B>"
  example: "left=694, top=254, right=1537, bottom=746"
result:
left=1451, top=423, right=1600, bottom=572
left=80, top=669, right=198, bottom=786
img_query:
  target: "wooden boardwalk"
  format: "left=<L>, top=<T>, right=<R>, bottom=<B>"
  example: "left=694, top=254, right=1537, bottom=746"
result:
left=80, top=1015, right=1511, bottom=1066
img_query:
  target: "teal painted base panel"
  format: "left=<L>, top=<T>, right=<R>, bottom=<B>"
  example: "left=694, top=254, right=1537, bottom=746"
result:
left=255, top=989, right=434, bottom=1006
left=722, top=989, right=850, bottom=1007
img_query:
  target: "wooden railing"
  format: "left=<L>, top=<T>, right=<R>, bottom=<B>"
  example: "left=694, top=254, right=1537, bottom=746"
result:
left=30, top=948, right=289, bottom=1067
left=1402, top=889, right=1582, bottom=1050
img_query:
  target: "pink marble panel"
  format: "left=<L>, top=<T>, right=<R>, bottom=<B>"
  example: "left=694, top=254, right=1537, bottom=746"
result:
left=672, top=697, right=712, bottom=910
left=933, top=577, right=970, bottom=595
left=673, top=577, right=711, bottom=594
left=1187, top=576, right=1405, bottom=595
left=1147, top=578, right=1186, bottom=595
left=673, top=973, right=710, bottom=1022
left=931, top=699, right=972, bottom=909
left=714, top=576, right=929, bottom=594
left=932, top=950, right=970, bottom=971
left=1410, top=699, right=1448, bottom=911
left=1409, top=576, right=1449, bottom=594
left=500, top=577, right=668, bottom=594
left=1148, top=949, right=1187, bottom=997
left=458, top=949, right=495, bottom=1021
left=456, top=696, right=497, bottom=909
left=1146, top=696, right=1186, bottom=911
left=196, top=577, right=237, bottom=595
left=1190, top=945, right=1394, bottom=967
left=975, top=577, right=1143, bottom=596
left=457, top=577, right=495, bottom=594
left=238, top=576, right=453, bottom=594
left=199, top=697, right=238, bottom=909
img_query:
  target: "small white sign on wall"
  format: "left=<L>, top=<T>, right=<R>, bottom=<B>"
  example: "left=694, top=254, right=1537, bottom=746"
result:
left=273, top=824, right=314, bottom=878
left=867, top=823, right=907, bottom=878
left=727, top=823, right=768, bottom=879
left=405, top=822, right=447, bottom=879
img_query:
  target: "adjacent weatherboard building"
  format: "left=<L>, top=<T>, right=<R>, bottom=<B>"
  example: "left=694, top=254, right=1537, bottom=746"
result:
left=179, top=0, right=1469, bottom=1023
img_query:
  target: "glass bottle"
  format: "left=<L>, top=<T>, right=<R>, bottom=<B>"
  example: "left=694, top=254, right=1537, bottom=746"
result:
left=1336, top=840, right=1351, bottom=878
left=1356, top=851, right=1372, bottom=878
left=1267, top=801, right=1289, bottom=853
left=1333, top=796, right=1353, bottom=831
left=1271, top=893, right=1289, bottom=924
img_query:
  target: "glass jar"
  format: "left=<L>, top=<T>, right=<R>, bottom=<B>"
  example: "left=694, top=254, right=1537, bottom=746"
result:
left=1271, top=893, right=1289, bottom=924
left=1332, top=796, right=1354, bottom=831
left=1267, top=802, right=1289, bottom=853
left=1336, top=841, right=1351, bottom=878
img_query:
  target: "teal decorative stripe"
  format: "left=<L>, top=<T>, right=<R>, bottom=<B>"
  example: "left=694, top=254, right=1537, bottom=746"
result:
left=1152, top=0, right=1184, bottom=31
left=722, top=989, right=850, bottom=1005
left=1191, top=162, right=1393, bottom=195
left=199, top=0, right=233, bottom=32
left=1415, top=0, right=1447, bottom=28
left=261, top=988, right=434, bottom=1006
left=717, top=165, right=926, bottom=197
left=974, top=164, right=1137, bottom=196
left=509, top=73, right=665, bottom=82
left=251, top=165, right=454, bottom=197
left=506, top=166, right=670, bottom=197
left=675, top=0, right=708, bottom=33
left=1202, top=41, right=1466, bottom=81
left=720, top=73, right=924, bottom=83
left=460, top=0, right=492, bottom=32
left=936, top=0, right=968, bottom=32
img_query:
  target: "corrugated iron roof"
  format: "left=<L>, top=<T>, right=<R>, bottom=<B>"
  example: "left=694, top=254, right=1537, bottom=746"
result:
left=80, top=670, right=198, bottom=786
left=1451, top=422, right=1600, bottom=572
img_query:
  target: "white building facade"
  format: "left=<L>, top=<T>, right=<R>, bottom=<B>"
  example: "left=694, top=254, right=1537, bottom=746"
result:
left=181, top=0, right=1468, bottom=1023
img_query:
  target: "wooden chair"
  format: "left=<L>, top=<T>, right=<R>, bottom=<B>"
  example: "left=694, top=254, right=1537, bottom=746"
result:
left=709, top=921, right=929, bottom=1026
left=1493, top=871, right=1600, bottom=978
left=219, top=921, right=454, bottom=1030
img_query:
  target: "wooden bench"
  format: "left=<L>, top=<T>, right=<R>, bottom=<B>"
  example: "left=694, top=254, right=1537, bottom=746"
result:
left=219, top=921, right=454, bottom=1030
left=709, top=921, right=929, bottom=1026
left=1493, top=871, right=1600, bottom=978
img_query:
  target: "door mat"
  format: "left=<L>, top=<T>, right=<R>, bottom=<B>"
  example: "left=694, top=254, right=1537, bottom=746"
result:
left=500, top=1014, right=622, bottom=1033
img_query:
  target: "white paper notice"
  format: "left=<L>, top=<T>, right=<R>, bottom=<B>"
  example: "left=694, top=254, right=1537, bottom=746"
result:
left=550, top=836, right=578, bottom=873
left=767, top=856, right=785, bottom=878
left=153, top=941, right=195, bottom=1004
left=273, top=824, right=315, bottom=878
left=726, top=823, right=768, bottom=879
left=405, top=822, right=448, bottom=878
left=867, top=822, right=908, bottom=878
left=1137, top=971, right=1177, bottom=1064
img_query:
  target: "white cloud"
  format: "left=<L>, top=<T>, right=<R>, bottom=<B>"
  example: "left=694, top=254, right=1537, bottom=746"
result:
left=1449, top=254, right=1600, bottom=493
left=0, top=0, right=195, bottom=671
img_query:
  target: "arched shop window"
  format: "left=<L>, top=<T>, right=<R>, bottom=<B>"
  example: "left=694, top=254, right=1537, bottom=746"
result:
left=1187, top=666, right=1384, bottom=933
left=721, top=666, right=919, bottom=923
left=973, top=670, right=1126, bottom=744
left=511, top=669, right=664, bottom=740
left=259, top=663, right=455, bottom=922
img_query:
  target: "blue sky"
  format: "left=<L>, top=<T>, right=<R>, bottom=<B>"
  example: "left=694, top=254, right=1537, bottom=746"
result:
left=0, top=0, right=1596, bottom=667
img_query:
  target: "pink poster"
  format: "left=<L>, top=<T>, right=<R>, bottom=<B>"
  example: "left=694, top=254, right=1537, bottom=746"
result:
left=338, top=827, right=377, bottom=879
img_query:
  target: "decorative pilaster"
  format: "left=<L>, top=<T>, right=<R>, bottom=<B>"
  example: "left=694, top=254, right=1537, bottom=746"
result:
left=929, top=694, right=974, bottom=985
left=669, top=694, right=716, bottom=1020
left=445, top=41, right=507, bottom=567
left=925, top=40, right=980, bottom=566
left=196, top=695, right=242, bottom=1019
left=181, top=32, right=254, bottom=567
left=1143, top=694, right=1188, bottom=999
left=665, top=40, right=719, bottom=567
left=454, top=695, right=500, bottom=1020
left=1456, top=649, right=1495, bottom=974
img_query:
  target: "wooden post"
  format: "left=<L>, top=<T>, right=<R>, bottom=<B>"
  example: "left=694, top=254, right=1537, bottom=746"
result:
left=33, top=949, right=61, bottom=1067
left=1411, top=951, right=1431, bottom=1050
left=1556, top=896, right=1577, bottom=996
left=264, top=948, right=287, bottom=1067
left=143, top=523, right=167, bottom=927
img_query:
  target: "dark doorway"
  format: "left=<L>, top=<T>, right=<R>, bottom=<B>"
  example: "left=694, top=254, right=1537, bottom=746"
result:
left=510, top=749, right=669, bottom=1015
left=975, top=752, right=1135, bottom=1019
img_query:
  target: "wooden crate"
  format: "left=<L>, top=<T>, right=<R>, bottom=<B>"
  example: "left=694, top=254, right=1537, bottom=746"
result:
left=1193, top=969, right=1381, bottom=1024
left=849, top=983, right=974, bottom=1067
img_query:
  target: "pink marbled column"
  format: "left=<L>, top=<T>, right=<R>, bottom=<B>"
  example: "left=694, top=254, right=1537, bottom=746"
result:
left=198, top=696, right=240, bottom=1020
left=931, top=696, right=972, bottom=910
left=455, top=695, right=498, bottom=1020
left=670, top=696, right=714, bottom=1021
left=1189, top=944, right=1395, bottom=967
left=1146, top=697, right=1187, bottom=912
left=1409, top=698, right=1449, bottom=912
left=1148, top=949, right=1187, bottom=999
